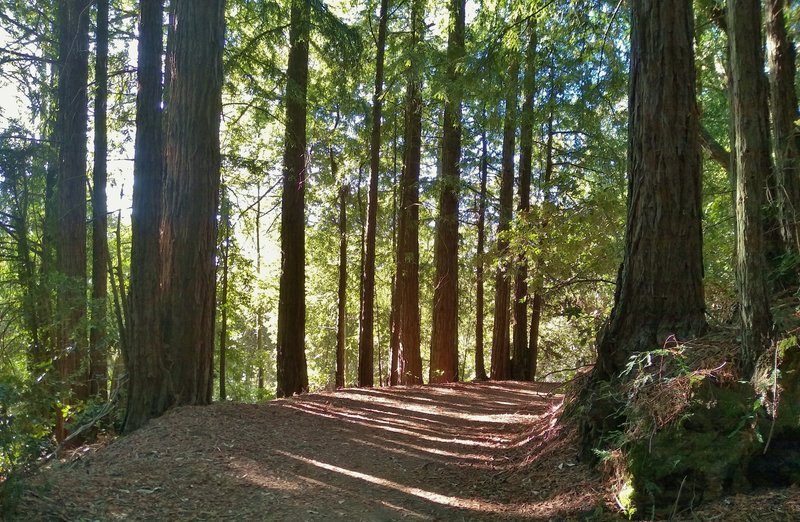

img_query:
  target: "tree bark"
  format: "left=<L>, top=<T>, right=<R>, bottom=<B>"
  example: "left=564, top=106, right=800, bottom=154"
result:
left=512, top=23, right=536, bottom=381
left=277, top=0, right=310, bottom=397
left=727, top=0, right=773, bottom=376
left=474, top=128, right=489, bottom=381
left=89, top=0, right=109, bottom=401
left=594, top=0, right=707, bottom=382
left=160, top=0, right=226, bottom=405
left=430, top=0, right=465, bottom=384
left=334, top=150, right=347, bottom=389
left=218, top=189, right=231, bottom=401
left=391, top=0, right=424, bottom=385
left=490, top=58, right=518, bottom=381
left=55, top=0, right=92, bottom=441
left=528, top=105, right=555, bottom=382
left=358, top=0, right=390, bottom=388
left=125, top=0, right=168, bottom=433
left=255, top=182, right=265, bottom=391
left=766, top=0, right=800, bottom=262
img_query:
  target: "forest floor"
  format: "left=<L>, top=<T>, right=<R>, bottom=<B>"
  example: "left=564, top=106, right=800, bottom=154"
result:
left=12, top=381, right=800, bottom=521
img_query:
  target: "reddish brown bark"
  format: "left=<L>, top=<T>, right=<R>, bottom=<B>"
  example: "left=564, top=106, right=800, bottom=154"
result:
left=474, top=129, right=489, bottom=382
left=490, top=58, right=518, bottom=381
left=430, top=0, right=465, bottom=384
left=358, top=0, right=390, bottom=388
left=512, top=24, right=536, bottom=381
left=391, top=0, right=424, bottom=386
left=160, top=0, right=226, bottom=405
left=276, top=0, right=310, bottom=397
left=594, top=0, right=706, bottom=382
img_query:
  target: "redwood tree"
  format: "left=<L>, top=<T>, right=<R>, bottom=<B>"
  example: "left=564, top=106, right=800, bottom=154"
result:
left=160, top=0, right=226, bottom=405
left=90, top=0, right=110, bottom=399
left=358, top=0, right=390, bottom=388
left=512, top=23, right=536, bottom=381
left=766, top=0, right=800, bottom=261
left=474, top=128, right=489, bottom=381
left=592, top=0, right=706, bottom=382
left=125, top=0, right=167, bottom=433
left=490, top=58, right=518, bottom=381
left=125, top=0, right=172, bottom=432
left=336, top=181, right=348, bottom=389
left=728, top=0, right=772, bottom=375
left=55, top=0, right=92, bottom=437
left=390, top=0, right=424, bottom=386
left=277, top=0, right=311, bottom=397
left=430, top=0, right=465, bottom=384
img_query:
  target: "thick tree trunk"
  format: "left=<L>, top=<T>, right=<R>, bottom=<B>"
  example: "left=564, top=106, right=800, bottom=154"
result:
left=474, top=129, right=489, bottom=381
left=276, top=0, right=310, bottom=397
left=358, top=0, right=389, bottom=388
left=430, top=0, right=465, bottom=384
left=391, top=0, right=424, bottom=386
left=512, top=23, right=536, bottom=381
left=490, top=58, right=518, bottom=381
left=126, top=0, right=168, bottom=434
left=89, top=0, right=109, bottom=400
left=728, top=0, right=773, bottom=376
left=160, top=0, right=226, bottom=405
left=55, top=0, right=92, bottom=441
left=595, top=0, right=707, bottom=383
left=766, top=0, right=800, bottom=261
left=582, top=0, right=707, bottom=453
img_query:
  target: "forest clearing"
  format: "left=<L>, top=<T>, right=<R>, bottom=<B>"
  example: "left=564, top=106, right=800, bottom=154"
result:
left=3, top=0, right=800, bottom=518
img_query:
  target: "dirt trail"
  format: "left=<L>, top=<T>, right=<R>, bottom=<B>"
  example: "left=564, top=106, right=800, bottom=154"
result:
left=17, top=382, right=612, bottom=521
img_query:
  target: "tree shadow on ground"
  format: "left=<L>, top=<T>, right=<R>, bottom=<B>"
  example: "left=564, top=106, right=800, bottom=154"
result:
left=17, top=382, right=611, bottom=521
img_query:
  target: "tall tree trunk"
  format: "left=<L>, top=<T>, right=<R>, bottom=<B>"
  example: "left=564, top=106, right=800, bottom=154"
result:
left=389, top=113, right=400, bottom=385
left=334, top=149, right=347, bottom=389
left=728, top=0, right=773, bottom=375
left=358, top=0, right=390, bottom=388
left=160, top=0, right=226, bottom=405
left=512, top=22, right=536, bottom=381
left=55, top=0, right=92, bottom=440
left=125, top=0, right=167, bottom=433
left=276, top=0, right=310, bottom=397
left=581, top=0, right=707, bottom=453
left=474, top=128, right=489, bottom=381
left=490, top=58, right=518, bottom=381
left=766, top=0, right=800, bottom=262
left=89, top=0, right=109, bottom=400
left=392, top=0, right=424, bottom=385
left=529, top=106, right=554, bottom=382
left=218, top=189, right=231, bottom=401
left=593, top=0, right=706, bottom=381
left=430, top=0, right=465, bottom=384
left=255, top=182, right=265, bottom=390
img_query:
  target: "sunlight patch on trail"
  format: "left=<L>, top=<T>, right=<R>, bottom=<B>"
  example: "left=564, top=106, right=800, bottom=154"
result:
left=282, top=403, right=512, bottom=447
left=352, top=434, right=495, bottom=463
left=276, top=451, right=511, bottom=514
